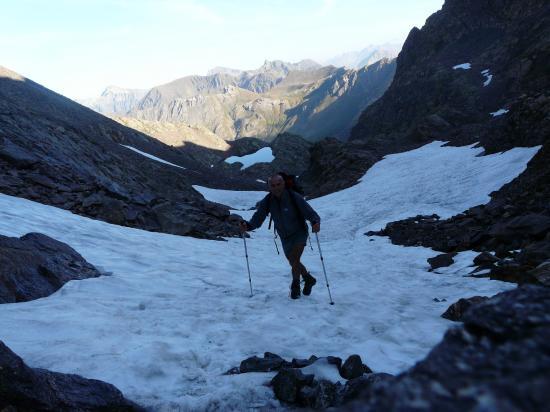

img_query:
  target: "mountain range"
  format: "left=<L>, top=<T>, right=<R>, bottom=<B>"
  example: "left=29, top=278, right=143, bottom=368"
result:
left=80, top=55, right=396, bottom=145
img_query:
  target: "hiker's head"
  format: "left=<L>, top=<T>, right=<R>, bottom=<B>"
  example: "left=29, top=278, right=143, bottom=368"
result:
left=268, top=174, right=285, bottom=197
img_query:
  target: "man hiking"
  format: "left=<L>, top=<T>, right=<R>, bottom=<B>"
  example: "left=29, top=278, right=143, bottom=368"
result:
left=239, top=174, right=321, bottom=299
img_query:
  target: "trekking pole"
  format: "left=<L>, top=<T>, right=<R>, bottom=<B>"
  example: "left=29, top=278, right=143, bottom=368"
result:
left=308, top=235, right=314, bottom=251
left=315, top=232, right=334, bottom=305
left=274, top=228, right=280, bottom=255
left=241, top=232, right=253, bottom=297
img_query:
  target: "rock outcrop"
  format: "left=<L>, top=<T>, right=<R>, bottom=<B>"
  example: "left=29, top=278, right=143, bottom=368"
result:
left=0, top=233, right=102, bottom=303
left=0, top=340, right=142, bottom=411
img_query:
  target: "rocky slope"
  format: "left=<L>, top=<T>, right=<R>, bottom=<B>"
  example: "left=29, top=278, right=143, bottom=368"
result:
left=286, top=59, right=396, bottom=140
left=0, top=65, right=244, bottom=239
left=350, top=0, right=549, bottom=155
left=347, top=0, right=550, bottom=282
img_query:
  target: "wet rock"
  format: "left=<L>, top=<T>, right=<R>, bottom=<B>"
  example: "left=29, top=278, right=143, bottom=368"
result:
left=428, top=252, right=457, bottom=271
left=0, top=232, right=102, bottom=303
left=0, top=340, right=142, bottom=411
left=441, top=296, right=489, bottom=321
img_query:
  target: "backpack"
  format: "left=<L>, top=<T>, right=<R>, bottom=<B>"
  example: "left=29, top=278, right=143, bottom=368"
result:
left=278, top=172, right=304, bottom=195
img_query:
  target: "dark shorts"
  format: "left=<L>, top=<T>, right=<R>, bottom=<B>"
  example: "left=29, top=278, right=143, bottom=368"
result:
left=281, top=230, right=308, bottom=258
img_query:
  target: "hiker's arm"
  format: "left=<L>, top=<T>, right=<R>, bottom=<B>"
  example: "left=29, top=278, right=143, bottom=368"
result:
left=246, top=197, right=269, bottom=231
left=295, top=194, right=321, bottom=227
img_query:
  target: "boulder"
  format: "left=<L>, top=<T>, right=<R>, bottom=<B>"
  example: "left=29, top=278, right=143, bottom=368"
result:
left=0, top=340, right=142, bottom=411
left=0, top=233, right=102, bottom=303
left=428, top=253, right=457, bottom=271
left=340, top=355, right=372, bottom=380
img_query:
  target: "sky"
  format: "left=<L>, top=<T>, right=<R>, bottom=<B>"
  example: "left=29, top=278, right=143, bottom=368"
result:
left=0, top=0, right=444, bottom=99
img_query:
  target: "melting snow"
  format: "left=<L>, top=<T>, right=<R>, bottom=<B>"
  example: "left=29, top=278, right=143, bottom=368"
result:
left=225, top=147, right=275, bottom=170
left=490, top=109, right=509, bottom=117
left=120, top=145, right=185, bottom=169
left=453, top=63, right=471, bottom=70
left=0, top=141, right=541, bottom=410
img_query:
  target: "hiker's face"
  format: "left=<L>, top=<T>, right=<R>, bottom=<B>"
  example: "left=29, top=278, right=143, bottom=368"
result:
left=269, top=176, right=285, bottom=197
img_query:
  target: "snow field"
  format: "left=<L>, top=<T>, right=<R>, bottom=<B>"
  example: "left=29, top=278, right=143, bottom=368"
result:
left=0, top=141, right=541, bottom=410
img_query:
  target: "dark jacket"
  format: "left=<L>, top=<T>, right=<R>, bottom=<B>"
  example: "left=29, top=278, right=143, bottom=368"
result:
left=247, top=190, right=320, bottom=239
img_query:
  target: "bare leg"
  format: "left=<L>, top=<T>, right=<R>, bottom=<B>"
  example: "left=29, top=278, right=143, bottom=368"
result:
left=287, top=243, right=306, bottom=282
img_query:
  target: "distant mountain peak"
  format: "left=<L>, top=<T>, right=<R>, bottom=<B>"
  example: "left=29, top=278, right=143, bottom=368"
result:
left=208, top=59, right=322, bottom=78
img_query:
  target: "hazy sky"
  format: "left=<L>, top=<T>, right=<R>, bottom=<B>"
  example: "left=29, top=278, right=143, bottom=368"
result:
left=1, top=0, right=444, bottom=99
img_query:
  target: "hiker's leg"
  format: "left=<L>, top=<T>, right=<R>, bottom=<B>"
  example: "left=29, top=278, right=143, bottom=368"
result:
left=287, top=243, right=306, bottom=281
left=298, top=262, right=309, bottom=277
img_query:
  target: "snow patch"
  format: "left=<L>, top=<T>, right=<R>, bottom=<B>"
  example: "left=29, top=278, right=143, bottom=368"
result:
left=301, top=358, right=344, bottom=384
left=225, top=147, right=275, bottom=170
left=490, top=109, right=509, bottom=117
left=473, top=269, right=491, bottom=276
left=481, top=69, right=493, bottom=86
left=120, top=145, right=185, bottom=169
left=453, top=63, right=471, bottom=70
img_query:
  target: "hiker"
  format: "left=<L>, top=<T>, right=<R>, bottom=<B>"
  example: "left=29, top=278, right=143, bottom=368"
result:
left=239, top=174, right=321, bottom=299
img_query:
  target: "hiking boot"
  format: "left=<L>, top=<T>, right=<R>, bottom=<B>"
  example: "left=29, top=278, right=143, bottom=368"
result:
left=302, top=273, right=316, bottom=296
left=290, top=279, right=301, bottom=299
